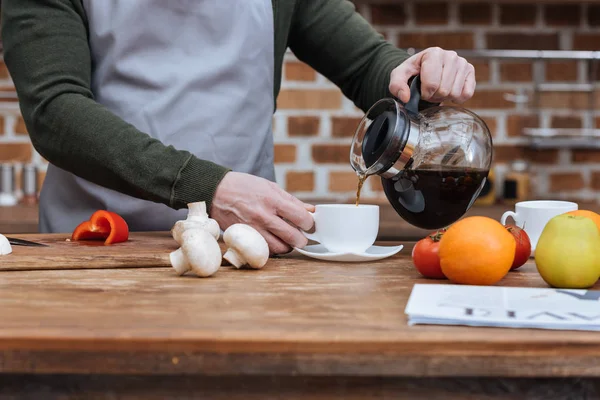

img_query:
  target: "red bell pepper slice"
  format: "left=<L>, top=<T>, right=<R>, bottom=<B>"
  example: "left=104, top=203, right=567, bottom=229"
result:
left=71, top=210, right=129, bottom=245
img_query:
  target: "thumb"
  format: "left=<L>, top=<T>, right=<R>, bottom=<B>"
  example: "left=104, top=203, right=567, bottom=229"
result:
left=389, top=53, right=422, bottom=103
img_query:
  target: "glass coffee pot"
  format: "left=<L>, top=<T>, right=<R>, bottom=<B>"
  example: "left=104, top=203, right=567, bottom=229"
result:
left=350, top=75, right=493, bottom=230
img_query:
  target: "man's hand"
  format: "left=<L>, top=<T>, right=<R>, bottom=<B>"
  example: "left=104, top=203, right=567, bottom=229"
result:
left=389, top=47, right=476, bottom=105
left=210, top=172, right=315, bottom=255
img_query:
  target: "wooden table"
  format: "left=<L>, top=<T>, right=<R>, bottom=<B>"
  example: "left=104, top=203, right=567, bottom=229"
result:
left=1, top=233, right=600, bottom=399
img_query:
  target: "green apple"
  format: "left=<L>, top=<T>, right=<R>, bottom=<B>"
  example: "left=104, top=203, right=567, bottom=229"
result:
left=535, top=214, right=600, bottom=289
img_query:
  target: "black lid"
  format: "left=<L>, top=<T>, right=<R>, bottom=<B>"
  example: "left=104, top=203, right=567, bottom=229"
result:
left=361, top=76, right=422, bottom=170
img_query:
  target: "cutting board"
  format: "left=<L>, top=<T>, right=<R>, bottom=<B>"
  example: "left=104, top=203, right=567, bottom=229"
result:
left=0, top=232, right=179, bottom=271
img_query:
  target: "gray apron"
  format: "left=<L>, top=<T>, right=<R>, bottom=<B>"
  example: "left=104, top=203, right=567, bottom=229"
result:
left=39, top=0, right=275, bottom=233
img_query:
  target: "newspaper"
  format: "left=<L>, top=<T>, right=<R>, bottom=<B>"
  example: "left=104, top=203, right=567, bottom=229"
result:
left=405, top=284, right=600, bottom=331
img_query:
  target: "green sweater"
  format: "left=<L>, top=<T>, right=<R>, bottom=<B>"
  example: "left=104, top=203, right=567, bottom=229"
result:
left=1, top=0, right=410, bottom=212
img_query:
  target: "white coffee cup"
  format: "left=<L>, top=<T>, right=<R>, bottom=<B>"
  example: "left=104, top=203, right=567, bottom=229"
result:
left=500, top=200, right=578, bottom=253
left=302, top=204, right=379, bottom=254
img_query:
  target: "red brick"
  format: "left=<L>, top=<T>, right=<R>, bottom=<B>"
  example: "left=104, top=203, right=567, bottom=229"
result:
left=459, top=3, right=492, bottom=25
left=370, top=4, right=406, bottom=25
left=493, top=146, right=525, bottom=163
left=0, top=91, right=18, bottom=102
left=538, top=91, right=589, bottom=109
left=414, top=2, right=448, bottom=25
left=0, top=116, right=5, bottom=135
left=572, top=149, right=600, bottom=163
left=0, top=62, right=9, bottom=80
left=287, top=116, right=320, bottom=137
left=588, top=63, right=600, bottom=82
left=286, top=171, right=315, bottom=192
left=329, top=171, right=359, bottom=192
left=285, top=62, right=316, bottom=82
left=277, top=90, right=342, bottom=110
left=15, top=116, right=28, bottom=135
left=397, top=32, right=474, bottom=50
left=273, top=144, right=296, bottom=163
left=549, top=172, right=585, bottom=192
left=595, top=116, right=600, bottom=128
left=500, top=4, right=537, bottom=25
left=331, top=116, right=362, bottom=138
left=546, top=61, right=578, bottom=82
left=544, top=4, right=581, bottom=26
left=500, top=62, right=533, bottom=82
left=481, top=116, right=497, bottom=138
left=588, top=4, right=600, bottom=26
left=13, top=166, right=22, bottom=194
left=506, top=114, right=539, bottom=137
left=486, top=33, right=559, bottom=50
left=369, top=176, right=384, bottom=192
left=471, top=61, right=490, bottom=83
left=591, top=171, right=600, bottom=190
left=312, top=144, right=350, bottom=164
left=551, top=115, right=582, bottom=129
left=0, top=143, right=32, bottom=163
left=451, top=90, right=515, bottom=109
left=573, top=34, right=600, bottom=51
left=523, top=148, right=559, bottom=164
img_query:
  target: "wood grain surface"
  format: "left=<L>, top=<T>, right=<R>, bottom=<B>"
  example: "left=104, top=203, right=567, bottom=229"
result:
left=1, top=375, right=599, bottom=400
left=0, top=237, right=599, bottom=379
left=0, top=232, right=177, bottom=271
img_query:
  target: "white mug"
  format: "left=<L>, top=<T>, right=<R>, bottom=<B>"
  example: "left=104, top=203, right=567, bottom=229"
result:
left=302, top=204, right=379, bottom=254
left=500, top=200, right=578, bottom=253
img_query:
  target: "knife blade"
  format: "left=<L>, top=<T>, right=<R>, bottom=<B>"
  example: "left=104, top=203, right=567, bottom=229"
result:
left=6, top=237, right=48, bottom=247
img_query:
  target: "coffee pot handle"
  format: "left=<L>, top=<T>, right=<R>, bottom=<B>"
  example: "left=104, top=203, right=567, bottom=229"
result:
left=405, top=75, right=422, bottom=115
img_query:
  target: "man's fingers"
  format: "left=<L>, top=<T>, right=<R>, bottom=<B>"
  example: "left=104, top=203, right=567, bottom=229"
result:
left=447, top=58, right=469, bottom=103
left=265, top=215, right=308, bottom=250
left=389, top=53, right=422, bottom=103
left=419, top=48, right=444, bottom=101
left=460, top=65, right=476, bottom=103
left=304, top=202, right=316, bottom=213
left=275, top=191, right=315, bottom=232
left=258, top=228, right=293, bottom=255
left=429, top=51, right=459, bottom=103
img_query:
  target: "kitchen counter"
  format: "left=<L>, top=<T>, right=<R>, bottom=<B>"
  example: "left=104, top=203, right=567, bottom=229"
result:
left=1, top=232, right=600, bottom=398
left=5, top=199, right=599, bottom=241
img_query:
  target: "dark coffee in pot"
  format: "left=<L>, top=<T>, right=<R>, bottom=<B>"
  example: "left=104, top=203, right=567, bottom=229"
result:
left=381, top=165, right=487, bottom=230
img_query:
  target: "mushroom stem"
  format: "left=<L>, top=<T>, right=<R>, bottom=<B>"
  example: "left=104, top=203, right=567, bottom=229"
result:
left=169, top=248, right=190, bottom=275
left=187, top=201, right=208, bottom=220
left=223, top=248, right=244, bottom=269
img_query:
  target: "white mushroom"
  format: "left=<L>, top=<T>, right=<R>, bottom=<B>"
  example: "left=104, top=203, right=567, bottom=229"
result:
left=169, top=228, right=222, bottom=277
left=222, top=224, right=269, bottom=269
left=0, top=234, right=12, bottom=255
left=171, top=201, right=220, bottom=244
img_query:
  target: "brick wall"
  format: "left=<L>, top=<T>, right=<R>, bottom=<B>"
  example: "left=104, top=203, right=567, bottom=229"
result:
left=275, top=1, right=600, bottom=205
left=2, top=1, right=600, bottom=205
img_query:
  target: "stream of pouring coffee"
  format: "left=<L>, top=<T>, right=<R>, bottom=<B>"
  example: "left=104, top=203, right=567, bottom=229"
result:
left=355, top=173, right=367, bottom=206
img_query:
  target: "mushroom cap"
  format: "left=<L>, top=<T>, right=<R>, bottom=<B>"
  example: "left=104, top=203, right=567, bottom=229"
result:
left=222, top=224, right=269, bottom=269
left=0, top=234, right=12, bottom=255
left=180, top=228, right=222, bottom=277
left=171, top=219, right=220, bottom=244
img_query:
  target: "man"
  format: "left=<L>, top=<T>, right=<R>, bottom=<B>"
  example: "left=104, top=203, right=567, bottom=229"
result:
left=1, top=0, right=475, bottom=255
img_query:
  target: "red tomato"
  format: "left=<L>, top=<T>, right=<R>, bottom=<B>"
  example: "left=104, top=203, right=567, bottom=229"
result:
left=412, top=229, right=447, bottom=279
left=505, top=224, right=531, bottom=270
left=72, top=210, right=129, bottom=245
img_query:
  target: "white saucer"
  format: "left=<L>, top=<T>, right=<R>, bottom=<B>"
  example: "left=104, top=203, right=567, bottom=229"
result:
left=293, top=244, right=404, bottom=262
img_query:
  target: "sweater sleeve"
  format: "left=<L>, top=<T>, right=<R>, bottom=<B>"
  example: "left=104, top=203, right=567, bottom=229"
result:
left=288, top=0, right=411, bottom=113
left=0, top=0, right=230, bottom=211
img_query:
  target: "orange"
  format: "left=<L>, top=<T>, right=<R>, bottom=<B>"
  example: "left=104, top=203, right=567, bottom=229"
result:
left=565, top=210, right=600, bottom=232
left=438, top=216, right=516, bottom=286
